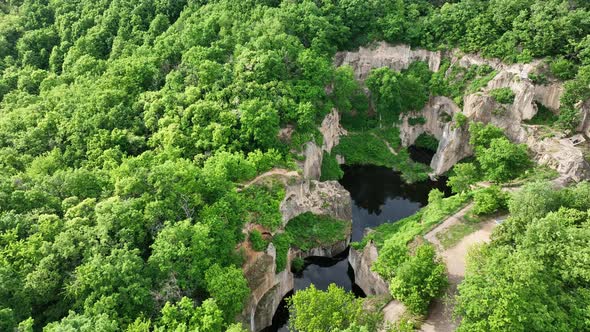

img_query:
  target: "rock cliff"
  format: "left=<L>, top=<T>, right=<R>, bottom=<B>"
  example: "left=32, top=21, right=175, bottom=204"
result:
left=334, top=43, right=442, bottom=80
left=241, top=109, right=353, bottom=331
left=279, top=180, right=353, bottom=226
left=242, top=218, right=352, bottom=331
left=302, top=109, right=347, bottom=180
left=348, top=242, right=389, bottom=296
left=335, top=42, right=590, bottom=181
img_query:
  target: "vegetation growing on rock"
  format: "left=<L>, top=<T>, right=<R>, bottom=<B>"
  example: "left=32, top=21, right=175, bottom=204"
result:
left=1, top=0, right=590, bottom=330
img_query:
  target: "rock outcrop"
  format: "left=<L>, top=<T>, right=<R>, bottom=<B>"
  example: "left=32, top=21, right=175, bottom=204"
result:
left=280, top=180, right=352, bottom=226
left=336, top=41, right=590, bottom=181
left=399, top=96, right=472, bottom=175
left=525, top=127, right=590, bottom=182
left=241, top=244, right=292, bottom=332
left=348, top=242, right=389, bottom=296
left=242, top=221, right=352, bottom=331
left=242, top=109, right=353, bottom=331
left=334, top=43, right=442, bottom=80
left=301, top=109, right=348, bottom=180
left=577, top=100, right=590, bottom=137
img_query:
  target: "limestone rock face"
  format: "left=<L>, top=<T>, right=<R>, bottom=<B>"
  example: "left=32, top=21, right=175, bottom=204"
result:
left=242, top=169, right=353, bottom=331
left=430, top=124, right=472, bottom=176
left=302, top=109, right=347, bottom=180
left=577, top=100, right=590, bottom=137
left=348, top=242, right=389, bottom=296
left=240, top=244, right=288, bottom=332
left=399, top=96, right=461, bottom=147
left=320, top=109, right=347, bottom=152
left=534, top=83, right=563, bottom=111
left=280, top=180, right=353, bottom=226
left=399, top=96, right=472, bottom=175
left=302, top=142, right=322, bottom=180
left=379, top=43, right=590, bottom=181
left=244, top=221, right=352, bottom=331
left=334, top=43, right=442, bottom=80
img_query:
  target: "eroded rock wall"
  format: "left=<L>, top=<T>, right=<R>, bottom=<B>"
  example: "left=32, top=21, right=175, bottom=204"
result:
left=577, top=100, right=590, bottom=137
left=243, top=107, right=353, bottom=330
left=243, top=224, right=352, bottom=331
left=334, top=43, right=442, bottom=80
left=335, top=42, right=590, bottom=181
left=302, top=109, right=348, bottom=180
left=348, top=242, right=389, bottom=296
left=280, top=180, right=353, bottom=226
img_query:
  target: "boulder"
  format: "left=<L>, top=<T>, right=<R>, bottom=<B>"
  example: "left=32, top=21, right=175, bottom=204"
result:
left=280, top=180, right=353, bottom=227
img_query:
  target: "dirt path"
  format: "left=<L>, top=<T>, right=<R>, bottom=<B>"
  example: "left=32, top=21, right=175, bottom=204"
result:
left=421, top=207, right=498, bottom=332
left=380, top=300, right=407, bottom=331
left=423, top=203, right=474, bottom=252
left=238, top=168, right=299, bottom=190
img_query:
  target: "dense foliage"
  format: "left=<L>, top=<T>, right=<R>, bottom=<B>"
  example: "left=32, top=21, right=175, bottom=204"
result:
left=456, top=181, right=590, bottom=331
left=287, top=284, right=380, bottom=332
left=1, top=0, right=590, bottom=330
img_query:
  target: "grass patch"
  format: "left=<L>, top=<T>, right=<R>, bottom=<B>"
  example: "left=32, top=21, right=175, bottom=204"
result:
left=333, top=128, right=430, bottom=183
left=436, top=222, right=478, bottom=250
left=249, top=230, right=268, bottom=251
left=489, top=87, right=515, bottom=104
left=466, top=70, right=498, bottom=94
left=333, top=131, right=397, bottom=167
left=272, top=212, right=351, bottom=272
left=524, top=102, right=559, bottom=125
left=241, top=184, right=285, bottom=231
left=515, top=164, right=560, bottom=183
left=286, top=212, right=350, bottom=251
left=408, top=116, right=427, bottom=126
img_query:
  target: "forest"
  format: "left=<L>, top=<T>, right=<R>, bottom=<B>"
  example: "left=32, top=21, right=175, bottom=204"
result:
left=1, top=0, right=590, bottom=331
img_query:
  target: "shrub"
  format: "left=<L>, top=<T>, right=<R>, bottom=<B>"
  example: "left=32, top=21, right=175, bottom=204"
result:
left=477, top=137, right=532, bottom=183
left=447, top=163, right=479, bottom=194
left=273, top=233, right=293, bottom=272
left=247, top=149, right=283, bottom=174
left=468, top=122, right=505, bottom=149
left=249, top=230, right=267, bottom=251
left=292, top=257, right=304, bottom=272
left=489, top=87, right=515, bottom=104
left=408, top=116, right=427, bottom=126
left=389, top=244, right=448, bottom=315
left=549, top=56, right=577, bottom=80
left=241, top=185, right=285, bottom=231
left=556, top=108, right=581, bottom=134
left=529, top=72, right=548, bottom=85
left=472, top=186, right=508, bottom=215
left=414, top=133, right=439, bottom=151
left=453, top=113, right=468, bottom=129
left=287, top=284, right=367, bottom=331
left=320, top=152, right=344, bottom=181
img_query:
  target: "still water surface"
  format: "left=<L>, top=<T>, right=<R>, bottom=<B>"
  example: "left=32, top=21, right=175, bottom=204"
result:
left=263, top=164, right=450, bottom=331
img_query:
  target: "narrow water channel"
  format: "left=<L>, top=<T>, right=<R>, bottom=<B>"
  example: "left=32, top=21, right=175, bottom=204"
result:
left=263, top=164, right=450, bottom=331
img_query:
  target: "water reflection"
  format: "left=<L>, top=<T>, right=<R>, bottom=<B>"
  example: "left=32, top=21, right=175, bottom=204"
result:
left=339, top=164, right=450, bottom=241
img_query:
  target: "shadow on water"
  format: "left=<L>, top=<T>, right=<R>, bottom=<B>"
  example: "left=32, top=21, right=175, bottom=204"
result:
left=263, top=164, right=450, bottom=331
left=339, top=164, right=451, bottom=242
left=408, top=145, right=436, bottom=165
